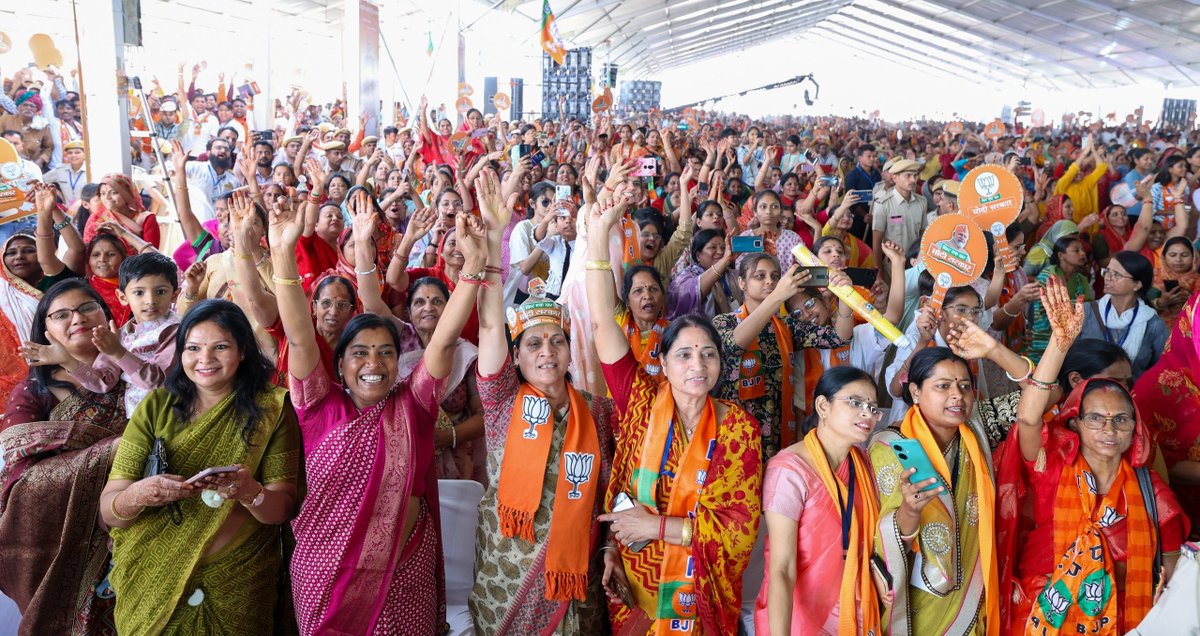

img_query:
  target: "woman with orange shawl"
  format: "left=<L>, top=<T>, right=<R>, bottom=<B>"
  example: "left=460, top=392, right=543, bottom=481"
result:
left=754, top=366, right=882, bottom=635
left=1133, top=287, right=1200, bottom=535
left=868, top=344, right=999, bottom=636
left=995, top=276, right=1189, bottom=634
left=1151, top=236, right=1200, bottom=327
left=588, top=185, right=762, bottom=635
left=82, top=174, right=160, bottom=250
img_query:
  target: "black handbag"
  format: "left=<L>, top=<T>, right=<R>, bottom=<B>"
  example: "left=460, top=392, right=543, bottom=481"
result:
left=143, top=437, right=183, bottom=525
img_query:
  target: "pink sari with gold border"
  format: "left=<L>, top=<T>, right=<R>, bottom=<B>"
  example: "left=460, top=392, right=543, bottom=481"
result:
left=288, top=358, right=447, bottom=635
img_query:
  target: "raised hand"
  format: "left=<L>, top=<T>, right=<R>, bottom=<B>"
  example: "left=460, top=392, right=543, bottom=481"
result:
left=404, top=206, right=436, bottom=242
left=170, top=139, right=187, bottom=175
left=91, top=320, right=127, bottom=358
left=768, top=265, right=813, bottom=304
left=352, top=206, right=377, bottom=244
left=474, top=168, right=510, bottom=231
left=20, top=330, right=75, bottom=368
left=455, top=212, right=488, bottom=267
left=33, top=182, right=56, bottom=217
left=1041, top=275, right=1084, bottom=350
left=945, top=318, right=998, bottom=360
left=268, top=194, right=303, bottom=248
left=880, top=240, right=903, bottom=265
left=183, top=260, right=207, bottom=298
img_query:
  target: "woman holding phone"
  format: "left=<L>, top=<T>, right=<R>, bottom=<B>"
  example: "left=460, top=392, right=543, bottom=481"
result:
left=100, top=300, right=300, bottom=635
left=868, top=345, right=1000, bottom=636
left=712, top=252, right=849, bottom=460
left=587, top=185, right=762, bottom=635
left=755, top=366, right=883, bottom=635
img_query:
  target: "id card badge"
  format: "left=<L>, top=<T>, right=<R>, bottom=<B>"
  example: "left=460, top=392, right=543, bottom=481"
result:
left=888, top=215, right=904, bottom=225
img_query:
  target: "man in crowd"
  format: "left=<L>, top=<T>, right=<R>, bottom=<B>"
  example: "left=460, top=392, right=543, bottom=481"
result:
left=181, top=91, right=219, bottom=157
left=154, top=99, right=184, bottom=142
left=0, top=91, right=53, bottom=169
left=871, top=159, right=926, bottom=257
left=181, top=136, right=243, bottom=222
left=845, top=143, right=879, bottom=238
left=249, top=139, right=275, bottom=186
left=42, top=139, right=87, bottom=204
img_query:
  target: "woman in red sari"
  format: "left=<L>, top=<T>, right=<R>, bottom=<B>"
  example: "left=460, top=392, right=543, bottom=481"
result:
left=588, top=186, right=762, bottom=635
left=270, top=191, right=487, bottom=634
left=1133, top=288, right=1200, bottom=534
left=83, top=174, right=160, bottom=250
left=996, top=276, right=1189, bottom=635
left=1091, top=204, right=1131, bottom=268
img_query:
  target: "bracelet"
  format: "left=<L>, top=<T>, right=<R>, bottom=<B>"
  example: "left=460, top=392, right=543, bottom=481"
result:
left=272, top=275, right=303, bottom=286
left=240, top=482, right=265, bottom=507
left=586, top=260, right=611, bottom=271
left=600, top=545, right=619, bottom=552
left=484, top=265, right=503, bottom=275
left=33, top=231, right=54, bottom=239
left=355, top=264, right=377, bottom=276
left=459, top=269, right=486, bottom=283
left=307, top=194, right=322, bottom=204
left=450, top=426, right=457, bottom=449
left=1005, top=356, right=1035, bottom=383
left=1026, top=376, right=1055, bottom=391
left=110, top=491, right=143, bottom=522
left=1001, top=302, right=1022, bottom=318
left=899, top=525, right=919, bottom=541
left=234, top=251, right=254, bottom=260
left=680, top=517, right=693, bottom=547
left=658, top=515, right=667, bottom=541
left=53, top=219, right=71, bottom=232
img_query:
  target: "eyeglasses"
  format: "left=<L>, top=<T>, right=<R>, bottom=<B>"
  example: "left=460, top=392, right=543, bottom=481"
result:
left=47, top=301, right=104, bottom=323
left=1101, top=268, right=1133, bottom=281
left=944, top=304, right=983, bottom=319
left=831, top=397, right=884, bottom=420
left=1078, top=412, right=1136, bottom=432
left=315, top=299, right=354, bottom=312
left=801, top=297, right=819, bottom=311
left=439, top=201, right=465, bottom=210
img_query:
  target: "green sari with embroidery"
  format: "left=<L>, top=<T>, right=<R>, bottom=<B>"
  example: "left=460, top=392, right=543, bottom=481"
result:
left=107, top=386, right=301, bottom=636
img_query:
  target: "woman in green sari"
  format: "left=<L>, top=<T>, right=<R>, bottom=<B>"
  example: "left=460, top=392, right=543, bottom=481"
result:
left=100, top=299, right=301, bottom=636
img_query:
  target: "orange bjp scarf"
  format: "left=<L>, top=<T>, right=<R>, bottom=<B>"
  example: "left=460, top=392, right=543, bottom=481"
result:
left=495, top=382, right=602, bottom=601
left=899, top=405, right=999, bottom=636
left=736, top=305, right=796, bottom=446
left=624, top=312, right=668, bottom=378
left=801, top=431, right=880, bottom=636
left=631, top=384, right=718, bottom=634
left=1027, top=455, right=1154, bottom=634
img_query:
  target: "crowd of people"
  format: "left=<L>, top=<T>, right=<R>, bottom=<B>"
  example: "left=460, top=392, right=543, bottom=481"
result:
left=1, top=57, right=1200, bottom=636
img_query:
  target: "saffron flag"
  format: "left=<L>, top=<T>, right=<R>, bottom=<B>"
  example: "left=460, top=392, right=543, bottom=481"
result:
left=541, top=0, right=567, bottom=65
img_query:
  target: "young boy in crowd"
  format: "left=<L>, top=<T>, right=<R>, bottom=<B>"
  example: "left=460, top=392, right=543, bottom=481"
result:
left=70, top=252, right=182, bottom=417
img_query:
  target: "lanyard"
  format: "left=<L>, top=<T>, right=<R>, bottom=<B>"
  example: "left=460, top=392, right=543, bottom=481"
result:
left=67, top=169, right=83, bottom=194
left=658, top=421, right=676, bottom=479
left=833, top=459, right=857, bottom=560
left=1102, top=301, right=1139, bottom=347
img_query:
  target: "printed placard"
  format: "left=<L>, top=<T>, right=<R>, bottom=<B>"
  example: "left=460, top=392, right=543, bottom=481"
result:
left=919, top=214, right=987, bottom=315
left=0, top=138, right=35, bottom=224
left=455, top=95, right=473, bottom=113
left=983, top=119, right=1006, bottom=140
left=448, top=131, right=471, bottom=153
left=493, top=92, right=511, bottom=111
left=458, top=82, right=474, bottom=97
left=960, top=165, right=1022, bottom=272
left=945, top=121, right=964, bottom=136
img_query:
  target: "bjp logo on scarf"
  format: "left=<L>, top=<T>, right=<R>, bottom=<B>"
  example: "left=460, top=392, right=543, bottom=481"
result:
left=521, top=395, right=551, bottom=440
left=562, top=452, right=594, bottom=499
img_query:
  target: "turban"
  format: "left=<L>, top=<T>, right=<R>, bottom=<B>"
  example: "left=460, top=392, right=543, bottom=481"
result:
left=15, top=91, right=42, bottom=111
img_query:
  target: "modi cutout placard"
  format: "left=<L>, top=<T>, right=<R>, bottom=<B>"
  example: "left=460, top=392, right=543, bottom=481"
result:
left=920, top=214, right=987, bottom=315
left=0, top=138, right=34, bottom=224
left=960, top=165, right=1022, bottom=272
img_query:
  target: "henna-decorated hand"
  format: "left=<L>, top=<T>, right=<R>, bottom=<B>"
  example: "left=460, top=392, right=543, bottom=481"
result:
left=1041, top=276, right=1084, bottom=350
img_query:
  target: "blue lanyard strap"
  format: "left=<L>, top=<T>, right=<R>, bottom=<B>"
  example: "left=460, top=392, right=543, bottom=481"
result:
left=1102, top=301, right=1139, bottom=347
left=834, top=459, right=857, bottom=560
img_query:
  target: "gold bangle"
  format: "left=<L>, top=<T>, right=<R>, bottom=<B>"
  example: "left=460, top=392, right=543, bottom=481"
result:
left=586, top=260, right=611, bottom=271
left=234, top=251, right=254, bottom=260
left=272, top=275, right=302, bottom=287
left=110, top=491, right=142, bottom=522
left=680, top=517, right=694, bottom=547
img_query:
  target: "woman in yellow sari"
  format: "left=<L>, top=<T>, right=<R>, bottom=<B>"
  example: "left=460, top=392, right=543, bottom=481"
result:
left=588, top=186, right=762, bottom=635
left=100, top=300, right=301, bottom=635
left=869, top=345, right=999, bottom=636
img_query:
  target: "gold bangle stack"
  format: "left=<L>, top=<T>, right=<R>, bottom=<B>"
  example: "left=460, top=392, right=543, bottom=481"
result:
left=680, top=517, right=694, bottom=548
left=586, top=260, right=612, bottom=271
left=272, top=275, right=302, bottom=287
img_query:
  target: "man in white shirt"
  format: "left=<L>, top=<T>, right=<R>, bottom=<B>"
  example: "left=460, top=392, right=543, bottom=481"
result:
left=42, top=139, right=87, bottom=204
left=182, top=137, right=243, bottom=222
left=181, top=92, right=219, bottom=157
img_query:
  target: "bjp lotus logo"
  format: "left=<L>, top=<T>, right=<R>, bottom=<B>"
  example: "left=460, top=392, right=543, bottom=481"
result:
left=562, top=452, right=594, bottom=499
left=676, top=591, right=697, bottom=615
left=521, top=395, right=551, bottom=440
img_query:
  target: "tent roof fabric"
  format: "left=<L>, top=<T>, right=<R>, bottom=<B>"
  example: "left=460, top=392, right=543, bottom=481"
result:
left=504, top=0, right=1200, bottom=89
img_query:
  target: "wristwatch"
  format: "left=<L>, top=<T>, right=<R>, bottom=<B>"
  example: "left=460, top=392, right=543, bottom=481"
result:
left=245, top=484, right=266, bottom=508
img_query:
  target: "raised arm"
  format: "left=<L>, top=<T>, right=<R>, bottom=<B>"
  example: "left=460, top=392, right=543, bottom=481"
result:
left=731, top=266, right=809, bottom=349
left=268, top=192, right=319, bottom=379
left=423, top=213, right=487, bottom=380
left=1014, top=276, right=1083, bottom=462
left=32, top=184, right=70, bottom=276
left=168, top=140, right=206, bottom=248
left=475, top=168, right=513, bottom=376
left=228, top=191, right=278, bottom=329
left=585, top=189, right=634, bottom=364
left=385, top=206, right=435, bottom=294
left=879, top=240, right=906, bottom=324
left=352, top=203, right=392, bottom=318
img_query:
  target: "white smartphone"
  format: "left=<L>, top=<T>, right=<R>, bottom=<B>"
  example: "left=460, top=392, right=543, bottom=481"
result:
left=611, top=492, right=651, bottom=552
left=185, top=465, right=239, bottom=485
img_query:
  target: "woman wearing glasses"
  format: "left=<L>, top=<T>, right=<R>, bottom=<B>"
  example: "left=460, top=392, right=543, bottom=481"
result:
left=869, top=344, right=1001, bottom=636
left=1075, top=251, right=1165, bottom=381
left=711, top=253, right=849, bottom=460
left=755, top=366, right=884, bottom=635
left=3, top=280, right=127, bottom=634
left=995, top=276, right=1188, bottom=634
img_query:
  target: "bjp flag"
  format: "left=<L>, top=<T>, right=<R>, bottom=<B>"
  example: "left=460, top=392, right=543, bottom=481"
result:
left=541, top=0, right=567, bottom=65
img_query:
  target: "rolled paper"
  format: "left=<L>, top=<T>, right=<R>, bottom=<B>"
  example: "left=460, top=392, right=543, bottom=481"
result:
left=792, top=243, right=913, bottom=348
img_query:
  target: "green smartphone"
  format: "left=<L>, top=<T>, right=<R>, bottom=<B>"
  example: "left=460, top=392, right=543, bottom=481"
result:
left=890, top=439, right=943, bottom=492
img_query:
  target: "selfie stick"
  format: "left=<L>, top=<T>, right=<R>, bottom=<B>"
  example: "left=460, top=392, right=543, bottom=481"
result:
left=130, top=76, right=182, bottom=227
left=791, top=244, right=912, bottom=348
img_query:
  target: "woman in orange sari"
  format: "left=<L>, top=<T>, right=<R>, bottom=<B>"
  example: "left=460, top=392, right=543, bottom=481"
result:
left=82, top=174, right=160, bottom=250
left=996, top=276, right=1189, bottom=635
left=588, top=186, right=761, bottom=635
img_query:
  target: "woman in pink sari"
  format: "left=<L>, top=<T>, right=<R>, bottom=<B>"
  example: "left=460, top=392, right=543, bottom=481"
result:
left=269, top=192, right=488, bottom=634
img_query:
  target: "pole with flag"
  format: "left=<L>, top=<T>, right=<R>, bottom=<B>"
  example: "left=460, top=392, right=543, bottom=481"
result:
left=541, top=0, right=567, bottom=65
